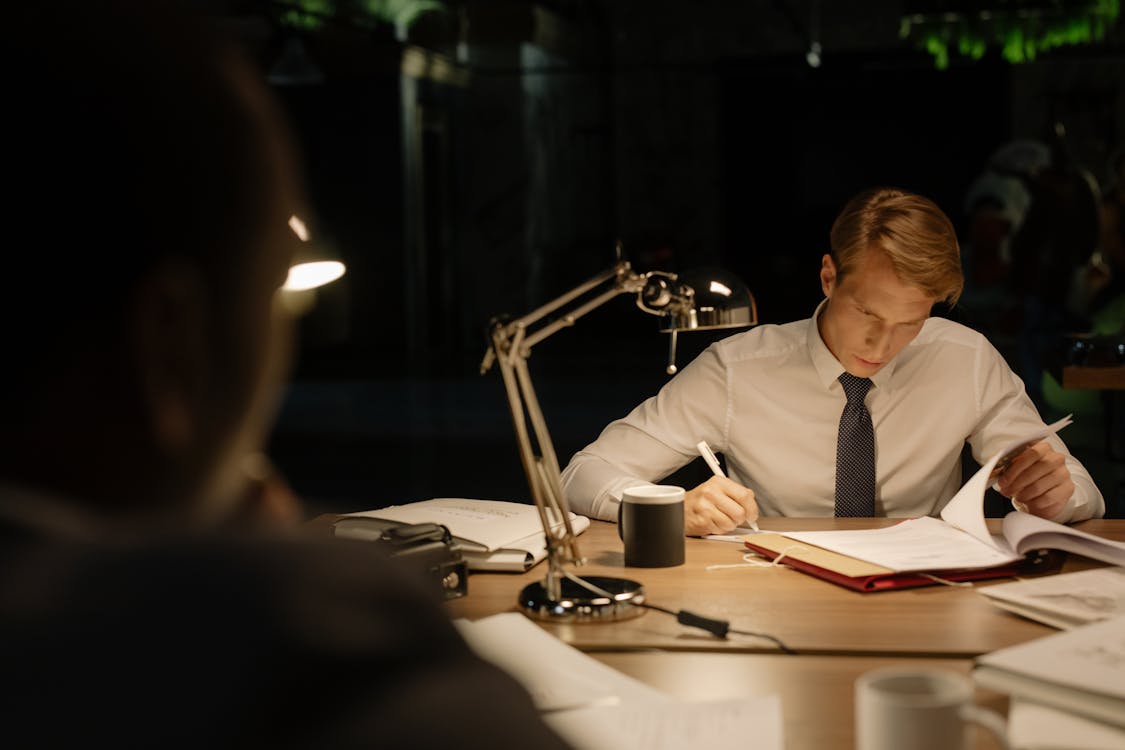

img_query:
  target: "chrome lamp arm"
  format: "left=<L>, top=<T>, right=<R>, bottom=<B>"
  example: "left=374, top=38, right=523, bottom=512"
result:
left=480, top=251, right=756, bottom=619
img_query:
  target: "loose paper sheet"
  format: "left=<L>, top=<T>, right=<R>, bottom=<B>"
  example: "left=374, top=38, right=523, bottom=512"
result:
left=940, top=415, right=1072, bottom=549
left=456, top=613, right=785, bottom=750
left=980, top=567, right=1125, bottom=629
left=455, top=613, right=667, bottom=711
left=545, top=694, right=784, bottom=750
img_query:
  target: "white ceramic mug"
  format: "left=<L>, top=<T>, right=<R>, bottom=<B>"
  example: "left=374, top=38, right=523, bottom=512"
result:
left=617, top=485, right=685, bottom=567
left=855, top=667, right=1009, bottom=750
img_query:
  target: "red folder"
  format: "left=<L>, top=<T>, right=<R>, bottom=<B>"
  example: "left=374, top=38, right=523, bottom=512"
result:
left=743, top=538, right=1061, bottom=593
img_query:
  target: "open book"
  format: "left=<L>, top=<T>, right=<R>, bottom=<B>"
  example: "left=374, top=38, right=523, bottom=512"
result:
left=334, top=498, right=590, bottom=572
left=744, top=416, right=1125, bottom=591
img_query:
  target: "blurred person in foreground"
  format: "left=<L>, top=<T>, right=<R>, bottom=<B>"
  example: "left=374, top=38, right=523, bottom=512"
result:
left=562, top=188, right=1104, bottom=535
left=0, top=2, right=568, bottom=747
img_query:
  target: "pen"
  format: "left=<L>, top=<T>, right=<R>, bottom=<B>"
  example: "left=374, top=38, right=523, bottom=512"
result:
left=695, top=440, right=760, bottom=532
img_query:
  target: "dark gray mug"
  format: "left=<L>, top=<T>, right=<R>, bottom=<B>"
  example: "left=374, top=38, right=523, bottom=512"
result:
left=617, top=485, right=685, bottom=567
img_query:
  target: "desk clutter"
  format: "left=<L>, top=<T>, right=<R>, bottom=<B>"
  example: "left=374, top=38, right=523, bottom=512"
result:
left=334, top=498, right=590, bottom=572
left=446, top=514, right=1125, bottom=749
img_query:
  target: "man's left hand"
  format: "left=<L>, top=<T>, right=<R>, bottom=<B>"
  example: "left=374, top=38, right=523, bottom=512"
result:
left=996, top=440, right=1074, bottom=520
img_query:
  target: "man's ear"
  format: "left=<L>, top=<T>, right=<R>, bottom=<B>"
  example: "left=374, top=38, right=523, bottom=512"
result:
left=128, top=260, right=210, bottom=455
left=820, top=254, right=838, bottom=297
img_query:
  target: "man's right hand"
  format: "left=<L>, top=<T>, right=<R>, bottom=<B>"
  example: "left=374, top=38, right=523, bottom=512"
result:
left=684, top=476, right=758, bottom=536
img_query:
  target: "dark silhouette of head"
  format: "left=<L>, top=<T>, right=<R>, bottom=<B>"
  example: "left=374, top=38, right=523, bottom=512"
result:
left=2, top=0, right=308, bottom=523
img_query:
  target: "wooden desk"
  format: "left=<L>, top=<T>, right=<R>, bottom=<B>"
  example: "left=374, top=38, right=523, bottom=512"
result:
left=448, top=517, right=1125, bottom=657
left=593, top=652, right=1007, bottom=750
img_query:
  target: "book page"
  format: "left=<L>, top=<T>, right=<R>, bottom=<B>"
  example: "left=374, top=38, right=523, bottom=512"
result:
left=781, top=516, right=1020, bottom=572
left=940, top=415, right=1072, bottom=549
left=1001, top=511, right=1125, bottom=567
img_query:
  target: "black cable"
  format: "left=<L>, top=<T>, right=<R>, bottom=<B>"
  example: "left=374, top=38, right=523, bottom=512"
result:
left=638, top=602, right=795, bottom=654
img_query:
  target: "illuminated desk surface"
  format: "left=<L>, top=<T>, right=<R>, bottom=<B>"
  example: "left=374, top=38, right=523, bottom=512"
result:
left=447, top=517, right=1124, bottom=657
left=450, top=518, right=1125, bottom=749
left=446, top=518, right=1123, bottom=749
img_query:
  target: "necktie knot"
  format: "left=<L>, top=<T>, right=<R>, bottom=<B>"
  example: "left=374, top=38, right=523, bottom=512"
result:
left=838, top=373, right=872, bottom=403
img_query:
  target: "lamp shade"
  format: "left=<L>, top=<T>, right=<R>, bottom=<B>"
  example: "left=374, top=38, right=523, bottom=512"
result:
left=657, top=267, right=758, bottom=333
left=278, top=214, right=345, bottom=317
left=282, top=214, right=346, bottom=292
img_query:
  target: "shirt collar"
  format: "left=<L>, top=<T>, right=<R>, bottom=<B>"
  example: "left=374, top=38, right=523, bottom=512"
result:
left=805, top=298, right=900, bottom=394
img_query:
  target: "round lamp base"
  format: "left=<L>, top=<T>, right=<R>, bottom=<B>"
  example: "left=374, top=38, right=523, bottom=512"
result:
left=519, top=575, right=646, bottom=622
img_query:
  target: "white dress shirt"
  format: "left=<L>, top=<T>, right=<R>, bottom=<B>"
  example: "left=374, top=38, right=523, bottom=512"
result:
left=561, top=302, right=1105, bottom=524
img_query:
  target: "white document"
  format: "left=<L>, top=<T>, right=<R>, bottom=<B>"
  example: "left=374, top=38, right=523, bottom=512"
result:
left=334, top=498, right=590, bottom=572
left=545, top=694, right=784, bottom=750
left=455, top=612, right=668, bottom=712
left=974, top=615, right=1125, bottom=729
left=980, top=567, right=1125, bottom=629
left=705, top=526, right=762, bottom=543
left=1008, top=701, right=1125, bottom=750
left=781, top=516, right=1020, bottom=571
left=940, top=414, right=1073, bottom=549
left=457, top=613, right=784, bottom=750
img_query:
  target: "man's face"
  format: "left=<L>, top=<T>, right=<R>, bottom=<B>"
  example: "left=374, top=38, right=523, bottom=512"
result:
left=817, top=248, right=937, bottom=378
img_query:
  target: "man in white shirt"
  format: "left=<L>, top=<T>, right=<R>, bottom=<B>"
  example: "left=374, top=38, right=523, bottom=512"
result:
left=561, top=187, right=1105, bottom=535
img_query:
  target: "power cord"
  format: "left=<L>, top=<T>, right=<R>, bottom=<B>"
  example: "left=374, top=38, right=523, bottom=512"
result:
left=638, top=602, right=795, bottom=654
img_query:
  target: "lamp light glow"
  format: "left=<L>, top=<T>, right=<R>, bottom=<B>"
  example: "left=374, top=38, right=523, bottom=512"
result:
left=288, top=214, right=310, bottom=242
left=284, top=260, right=346, bottom=291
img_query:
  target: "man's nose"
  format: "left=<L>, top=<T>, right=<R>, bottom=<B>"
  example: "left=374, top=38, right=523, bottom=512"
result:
left=866, top=324, right=894, bottom=359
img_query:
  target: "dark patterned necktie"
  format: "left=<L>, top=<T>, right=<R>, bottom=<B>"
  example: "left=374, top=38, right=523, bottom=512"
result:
left=835, top=373, right=875, bottom=517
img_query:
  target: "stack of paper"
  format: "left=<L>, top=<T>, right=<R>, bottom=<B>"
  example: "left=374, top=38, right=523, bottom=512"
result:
left=456, top=613, right=784, bottom=750
left=973, top=615, right=1125, bottom=730
left=1007, top=701, right=1125, bottom=750
left=979, top=567, right=1125, bottom=629
left=334, top=498, right=590, bottom=572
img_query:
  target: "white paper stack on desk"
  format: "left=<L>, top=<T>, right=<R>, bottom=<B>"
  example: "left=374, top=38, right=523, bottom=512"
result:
left=973, top=615, right=1125, bottom=749
left=333, top=497, right=590, bottom=572
left=979, top=567, right=1125, bottom=629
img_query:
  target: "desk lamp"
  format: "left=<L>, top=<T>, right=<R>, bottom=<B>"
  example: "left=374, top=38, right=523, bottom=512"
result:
left=481, top=244, right=756, bottom=621
left=281, top=214, right=346, bottom=311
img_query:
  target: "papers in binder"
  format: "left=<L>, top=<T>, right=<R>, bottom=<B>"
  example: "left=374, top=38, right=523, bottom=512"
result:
left=334, top=498, right=590, bottom=572
left=744, top=416, right=1125, bottom=590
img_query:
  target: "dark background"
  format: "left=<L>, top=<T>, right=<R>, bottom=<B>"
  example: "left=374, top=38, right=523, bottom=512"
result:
left=217, top=1, right=1125, bottom=517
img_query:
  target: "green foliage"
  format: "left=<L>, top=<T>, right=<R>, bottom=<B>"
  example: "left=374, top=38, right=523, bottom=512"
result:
left=901, top=0, right=1120, bottom=70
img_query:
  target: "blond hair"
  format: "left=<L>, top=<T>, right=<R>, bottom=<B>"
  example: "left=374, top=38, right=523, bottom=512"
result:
left=830, top=187, right=963, bottom=305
